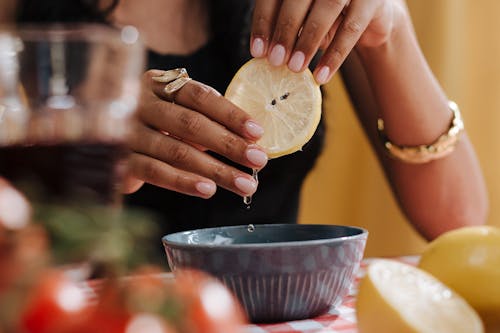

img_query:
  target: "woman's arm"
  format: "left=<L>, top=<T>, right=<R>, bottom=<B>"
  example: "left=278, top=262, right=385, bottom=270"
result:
left=340, top=4, right=488, bottom=239
left=250, top=0, right=488, bottom=239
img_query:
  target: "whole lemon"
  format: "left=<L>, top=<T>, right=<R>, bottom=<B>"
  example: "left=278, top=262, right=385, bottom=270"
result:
left=418, top=226, right=500, bottom=330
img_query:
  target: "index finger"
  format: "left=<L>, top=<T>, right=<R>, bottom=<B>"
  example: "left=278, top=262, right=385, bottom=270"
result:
left=251, top=0, right=281, bottom=58
left=145, top=70, right=264, bottom=142
left=314, top=1, right=374, bottom=84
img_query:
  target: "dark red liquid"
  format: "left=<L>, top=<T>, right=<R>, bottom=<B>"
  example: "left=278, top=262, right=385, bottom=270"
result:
left=0, top=143, right=127, bottom=205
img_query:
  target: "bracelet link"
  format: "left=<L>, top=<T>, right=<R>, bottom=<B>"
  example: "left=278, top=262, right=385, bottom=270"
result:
left=377, top=101, right=464, bottom=164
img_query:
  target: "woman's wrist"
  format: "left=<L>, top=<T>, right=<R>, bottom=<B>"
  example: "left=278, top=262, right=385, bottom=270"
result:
left=355, top=3, right=411, bottom=58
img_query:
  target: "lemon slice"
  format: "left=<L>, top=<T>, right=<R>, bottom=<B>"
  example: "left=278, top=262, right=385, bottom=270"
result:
left=225, top=58, right=321, bottom=158
left=356, top=259, right=484, bottom=333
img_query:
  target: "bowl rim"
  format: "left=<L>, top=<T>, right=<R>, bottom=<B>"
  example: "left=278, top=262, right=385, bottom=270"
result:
left=162, top=224, right=368, bottom=249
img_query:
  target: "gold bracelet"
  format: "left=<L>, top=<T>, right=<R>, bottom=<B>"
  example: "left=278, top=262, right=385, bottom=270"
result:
left=377, top=101, right=464, bottom=164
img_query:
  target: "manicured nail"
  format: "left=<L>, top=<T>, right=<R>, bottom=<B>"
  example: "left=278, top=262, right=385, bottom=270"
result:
left=246, top=148, right=268, bottom=167
left=245, top=120, right=264, bottom=139
left=288, top=51, right=305, bottom=72
left=269, top=44, right=286, bottom=66
left=195, top=182, right=216, bottom=197
left=315, top=66, right=331, bottom=85
left=0, top=187, right=30, bottom=230
left=251, top=38, right=265, bottom=57
left=235, top=177, right=257, bottom=195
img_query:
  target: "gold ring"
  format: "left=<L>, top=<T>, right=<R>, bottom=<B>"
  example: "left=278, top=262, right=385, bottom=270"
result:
left=163, top=76, right=192, bottom=100
left=152, top=68, right=188, bottom=83
left=152, top=68, right=191, bottom=100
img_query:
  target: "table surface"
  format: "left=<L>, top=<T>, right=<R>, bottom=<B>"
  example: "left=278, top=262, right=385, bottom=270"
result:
left=81, top=256, right=419, bottom=333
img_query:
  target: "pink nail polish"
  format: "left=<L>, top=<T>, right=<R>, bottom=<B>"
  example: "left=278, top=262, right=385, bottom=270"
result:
left=246, top=148, right=268, bottom=167
left=288, top=51, right=305, bottom=72
left=269, top=44, right=286, bottom=66
left=235, top=177, right=257, bottom=195
left=245, top=120, right=264, bottom=139
left=315, top=66, right=331, bottom=84
left=195, top=182, right=216, bottom=196
left=251, top=38, right=265, bottom=57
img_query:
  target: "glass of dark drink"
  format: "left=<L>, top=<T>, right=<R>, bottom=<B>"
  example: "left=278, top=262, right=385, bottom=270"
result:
left=0, top=25, right=144, bottom=207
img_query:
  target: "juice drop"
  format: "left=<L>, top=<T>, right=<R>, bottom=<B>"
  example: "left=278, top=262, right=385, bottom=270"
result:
left=243, top=169, right=259, bottom=209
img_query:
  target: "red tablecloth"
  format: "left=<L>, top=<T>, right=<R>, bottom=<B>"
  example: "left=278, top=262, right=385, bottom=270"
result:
left=81, top=256, right=419, bottom=333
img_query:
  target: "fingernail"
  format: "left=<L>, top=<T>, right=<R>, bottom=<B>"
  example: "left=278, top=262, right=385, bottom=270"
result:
left=246, top=148, right=268, bottom=167
left=195, top=182, right=216, bottom=197
left=251, top=38, right=265, bottom=57
left=245, top=120, right=264, bottom=139
left=235, top=177, right=257, bottom=195
left=269, top=44, right=286, bottom=66
left=0, top=187, right=30, bottom=230
left=315, top=66, right=331, bottom=85
left=288, top=51, right=305, bottom=72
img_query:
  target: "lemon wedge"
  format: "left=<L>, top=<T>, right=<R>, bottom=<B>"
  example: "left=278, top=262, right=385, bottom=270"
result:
left=356, top=259, right=483, bottom=333
left=419, top=226, right=500, bottom=330
left=225, top=58, right=321, bottom=158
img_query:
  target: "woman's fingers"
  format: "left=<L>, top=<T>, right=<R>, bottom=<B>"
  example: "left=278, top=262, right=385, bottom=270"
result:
left=173, top=80, right=264, bottom=141
left=127, top=70, right=266, bottom=199
left=127, top=153, right=217, bottom=199
left=121, top=175, right=145, bottom=194
left=143, top=72, right=268, bottom=170
left=139, top=95, right=267, bottom=170
left=267, top=0, right=312, bottom=67
left=251, top=0, right=281, bottom=57
left=128, top=124, right=259, bottom=198
left=314, top=0, right=375, bottom=84
left=146, top=71, right=264, bottom=142
left=289, top=0, right=347, bottom=72
left=251, top=0, right=396, bottom=85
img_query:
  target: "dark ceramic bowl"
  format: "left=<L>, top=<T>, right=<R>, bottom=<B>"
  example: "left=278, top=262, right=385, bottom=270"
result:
left=162, top=224, right=367, bottom=323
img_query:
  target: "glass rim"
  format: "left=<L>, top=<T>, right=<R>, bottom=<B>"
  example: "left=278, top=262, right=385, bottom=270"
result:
left=0, top=23, right=142, bottom=46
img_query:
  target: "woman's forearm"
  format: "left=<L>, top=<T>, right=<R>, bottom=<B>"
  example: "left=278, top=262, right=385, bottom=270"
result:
left=357, top=7, right=451, bottom=145
left=345, top=8, right=488, bottom=239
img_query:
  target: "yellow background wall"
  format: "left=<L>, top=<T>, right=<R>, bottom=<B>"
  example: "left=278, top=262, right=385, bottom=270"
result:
left=299, top=0, right=500, bottom=256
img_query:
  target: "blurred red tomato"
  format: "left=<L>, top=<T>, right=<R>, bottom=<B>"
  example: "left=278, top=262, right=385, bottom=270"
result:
left=19, top=270, right=89, bottom=333
left=79, top=279, right=132, bottom=333
left=0, top=225, right=48, bottom=295
left=173, top=269, right=247, bottom=333
left=78, top=273, right=179, bottom=333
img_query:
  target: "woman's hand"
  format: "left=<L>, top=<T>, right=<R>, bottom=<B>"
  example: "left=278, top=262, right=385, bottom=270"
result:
left=123, top=70, right=268, bottom=199
left=250, top=0, right=406, bottom=84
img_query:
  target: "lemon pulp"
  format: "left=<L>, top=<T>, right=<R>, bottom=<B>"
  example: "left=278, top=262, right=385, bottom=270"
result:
left=356, top=259, right=484, bottom=333
left=225, top=58, right=321, bottom=158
